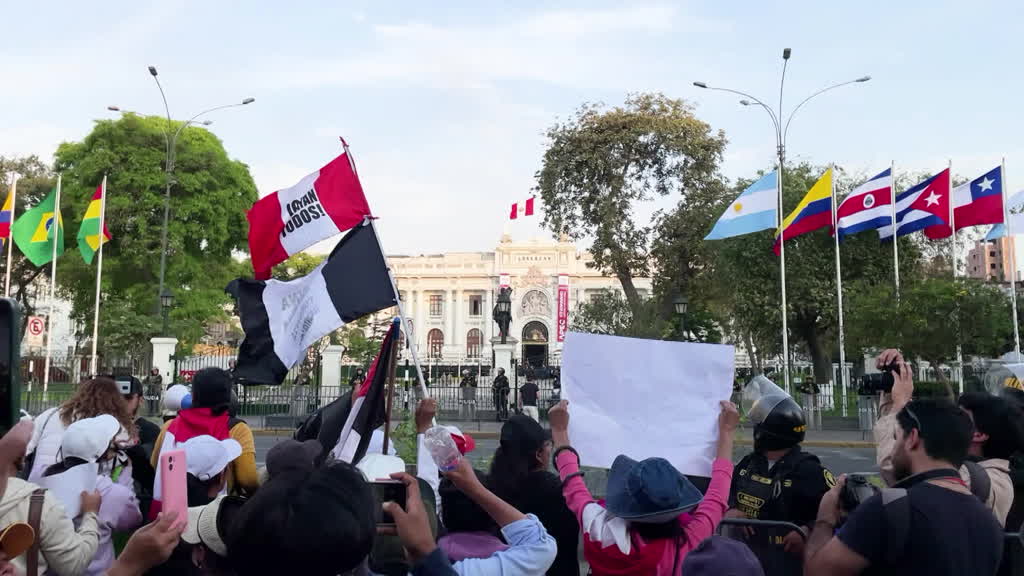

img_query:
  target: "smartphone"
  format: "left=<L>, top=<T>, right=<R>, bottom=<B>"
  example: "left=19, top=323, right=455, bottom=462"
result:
left=0, top=299, right=20, bottom=436
left=371, top=480, right=407, bottom=526
left=159, top=449, right=188, bottom=528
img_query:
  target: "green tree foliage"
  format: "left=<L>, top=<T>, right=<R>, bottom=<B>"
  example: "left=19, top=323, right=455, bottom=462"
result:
left=534, top=93, right=727, bottom=317
left=570, top=288, right=722, bottom=343
left=846, top=278, right=1013, bottom=376
left=53, top=114, right=257, bottom=355
left=271, top=251, right=324, bottom=281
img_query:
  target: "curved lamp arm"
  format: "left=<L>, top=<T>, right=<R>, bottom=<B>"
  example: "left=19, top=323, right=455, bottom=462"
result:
left=693, top=82, right=781, bottom=138
left=782, top=77, right=871, bottom=144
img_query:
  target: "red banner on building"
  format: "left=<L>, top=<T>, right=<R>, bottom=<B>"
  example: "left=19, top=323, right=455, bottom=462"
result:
left=500, top=273, right=510, bottom=288
left=557, top=274, right=569, bottom=342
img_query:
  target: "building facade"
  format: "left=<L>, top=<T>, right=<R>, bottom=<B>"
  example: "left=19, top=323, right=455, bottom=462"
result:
left=967, top=237, right=1019, bottom=283
left=389, top=234, right=652, bottom=366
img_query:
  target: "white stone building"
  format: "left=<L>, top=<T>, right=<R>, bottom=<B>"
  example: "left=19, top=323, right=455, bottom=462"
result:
left=388, top=234, right=653, bottom=366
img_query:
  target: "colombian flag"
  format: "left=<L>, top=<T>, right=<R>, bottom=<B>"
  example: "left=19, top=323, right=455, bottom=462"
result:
left=77, top=179, right=111, bottom=264
left=773, top=168, right=833, bottom=255
left=0, top=180, right=14, bottom=249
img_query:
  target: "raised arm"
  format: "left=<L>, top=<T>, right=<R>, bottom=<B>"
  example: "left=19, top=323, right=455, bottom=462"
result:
left=682, top=401, right=737, bottom=542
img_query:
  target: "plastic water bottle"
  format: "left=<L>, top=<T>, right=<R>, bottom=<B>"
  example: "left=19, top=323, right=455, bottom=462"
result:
left=424, top=426, right=462, bottom=472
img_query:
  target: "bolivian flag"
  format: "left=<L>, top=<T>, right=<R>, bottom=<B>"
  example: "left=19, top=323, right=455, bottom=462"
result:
left=77, top=181, right=111, bottom=264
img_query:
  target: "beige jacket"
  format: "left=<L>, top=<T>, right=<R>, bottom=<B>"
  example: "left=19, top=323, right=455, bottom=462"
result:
left=874, top=409, right=1014, bottom=527
left=0, top=478, right=100, bottom=576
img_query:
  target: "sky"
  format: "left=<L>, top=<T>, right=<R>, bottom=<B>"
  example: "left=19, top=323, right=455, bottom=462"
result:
left=3, top=1, right=1024, bottom=256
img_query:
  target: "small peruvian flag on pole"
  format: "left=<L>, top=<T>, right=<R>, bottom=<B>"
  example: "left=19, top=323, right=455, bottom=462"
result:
left=510, top=197, right=535, bottom=220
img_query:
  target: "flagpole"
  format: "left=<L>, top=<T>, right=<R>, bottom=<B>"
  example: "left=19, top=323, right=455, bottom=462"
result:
left=891, top=161, right=900, bottom=297
left=830, top=165, right=848, bottom=417
left=4, top=176, right=17, bottom=298
left=949, top=160, right=964, bottom=393
left=339, top=138, right=429, bottom=399
left=382, top=318, right=400, bottom=455
left=42, top=174, right=62, bottom=394
left=777, top=166, right=791, bottom=393
left=1003, top=158, right=1020, bottom=359
left=90, top=175, right=108, bottom=375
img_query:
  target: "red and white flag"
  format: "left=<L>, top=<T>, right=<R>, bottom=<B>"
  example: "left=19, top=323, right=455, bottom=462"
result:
left=247, top=151, right=371, bottom=279
left=510, top=197, right=535, bottom=220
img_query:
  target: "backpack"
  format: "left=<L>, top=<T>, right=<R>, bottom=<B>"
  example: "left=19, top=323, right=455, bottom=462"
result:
left=964, top=460, right=993, bottom=503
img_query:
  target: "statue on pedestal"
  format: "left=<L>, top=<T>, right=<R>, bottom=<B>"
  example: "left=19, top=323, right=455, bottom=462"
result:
left=493, top=287, right=513, bottom=344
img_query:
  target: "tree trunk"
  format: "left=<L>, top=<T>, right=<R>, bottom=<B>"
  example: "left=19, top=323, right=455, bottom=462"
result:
left=803, top=326, right=833, bottom=384
left=744, top=331, right=763, bottom=374
left=614, top=270, right=643, bottom=318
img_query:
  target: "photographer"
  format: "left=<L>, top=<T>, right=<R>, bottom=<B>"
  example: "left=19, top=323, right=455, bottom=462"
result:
left=804, top=397, right=1003, bottom=575
left=873, top=350, right=1016, bottom=526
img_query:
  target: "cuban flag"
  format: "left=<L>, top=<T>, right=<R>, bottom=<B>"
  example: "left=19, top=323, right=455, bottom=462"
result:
left=925, top=166, right=1003, bottom=239
left=879, top=169, right=951, bottom=240
left=705, top=171, right=777, bottom=240
left=836, top=169, right=892, bottom=240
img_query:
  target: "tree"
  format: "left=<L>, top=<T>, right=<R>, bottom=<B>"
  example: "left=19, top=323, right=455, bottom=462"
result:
left=534, top=93, right=727, bottom=317
left=271, top=252, right=324, bottom=280
left=53, top=114, right=257, bottom=355
left=846, top=278, right=1013, bottom=378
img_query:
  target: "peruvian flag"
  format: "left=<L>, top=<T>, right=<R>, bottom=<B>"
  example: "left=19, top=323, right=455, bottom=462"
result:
left=247, top=150, right=371, bottom=279
left=510, top=197, right=535, bottom=220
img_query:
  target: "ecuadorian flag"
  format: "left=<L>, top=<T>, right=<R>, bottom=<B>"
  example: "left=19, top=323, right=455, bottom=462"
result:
left=77, top=180, right=111, bottom=264
left=773, top=168, right=833, bottom=255
left=0, top=181, right=14, bottom=249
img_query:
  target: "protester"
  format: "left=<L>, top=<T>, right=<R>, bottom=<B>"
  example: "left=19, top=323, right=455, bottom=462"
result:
left=549, top=399, right=739, bottom=576
left=489, top=414, right=579, bottom=575
left=160, top=384, right=191, bottom=422
left=0, top=522, right=34, bottom=576
left=437, top=470, right=507, bottom=562
left=459, top=370, right=477, bottom=421
left=726, top=375, right=834, bottom=574
left=25, top=377, right=136, bottom=483
left=350, top=368, right=366, bottom=390
left=492, top=368, right=510, bottom=421
left=41, top=415, right=142, bottom=576
left=518, top=379, right=540, bottom=422
left=874, top=349, right=1018, bottom=526
left=680, top=535, right=765, bottom=576
left=179, top=495, right=245, bottom=576
left=181, top=436, right=243, bottom=507
left=151, top=368, right=257, bottom=514
left=0, top=420, right=103, bottom=576
left=804, top=398, right=1004, bottom=575
left=119, top=376, right=158, bottom=519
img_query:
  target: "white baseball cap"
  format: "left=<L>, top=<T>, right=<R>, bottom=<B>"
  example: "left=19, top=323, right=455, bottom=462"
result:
left=182, top=495, right=237, bottom=558
left=181, top=436, right=242, bottom=481
left=163, top=385, right=192, bottom=412
left=62, top=415, right=121, bottom=462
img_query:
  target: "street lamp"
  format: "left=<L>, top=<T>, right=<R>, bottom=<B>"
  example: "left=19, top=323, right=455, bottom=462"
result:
left=160, top=288, right=174, bottom=335
left=107, top=107, right=213, bottom=126
left=694, top=48, right=870, bottom=391
left=147, top=65, right=254, bottom=323
left=673, top=295, right=689, bottom=341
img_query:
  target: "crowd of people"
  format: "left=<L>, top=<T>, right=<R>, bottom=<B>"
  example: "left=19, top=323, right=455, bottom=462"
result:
left=0, top=349, right=1022, bottom=575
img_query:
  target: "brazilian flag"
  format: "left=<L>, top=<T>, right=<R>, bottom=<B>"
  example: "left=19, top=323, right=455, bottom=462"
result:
left=13, top=187, right=64, bottom=267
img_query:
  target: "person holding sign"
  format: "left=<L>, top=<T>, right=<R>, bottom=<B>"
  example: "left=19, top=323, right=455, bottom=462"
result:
left=548, top=399, right=740, bottom=576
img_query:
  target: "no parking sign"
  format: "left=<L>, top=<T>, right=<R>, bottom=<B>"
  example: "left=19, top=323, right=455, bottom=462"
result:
left=26, top=316, right=45, bottom=348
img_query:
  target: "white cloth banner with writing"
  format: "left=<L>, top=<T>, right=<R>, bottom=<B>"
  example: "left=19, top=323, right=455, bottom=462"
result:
left=561, top=332, right=734, bottom=476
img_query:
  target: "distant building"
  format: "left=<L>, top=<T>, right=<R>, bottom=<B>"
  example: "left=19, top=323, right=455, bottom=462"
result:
left=967, top=237, right=1020, bottom=283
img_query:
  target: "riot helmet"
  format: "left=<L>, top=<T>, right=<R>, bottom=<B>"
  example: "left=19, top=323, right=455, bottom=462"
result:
left=743, top=375, right=806, bottom=452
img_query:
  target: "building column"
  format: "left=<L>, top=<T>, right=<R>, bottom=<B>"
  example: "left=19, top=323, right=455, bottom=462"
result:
left=415, top=289, right=425, bottom=351
left=444, top=289, right=455, bottom=357
left=484, top=287, right=494, bottom=346
left=453, top=289, right=463, bottom=353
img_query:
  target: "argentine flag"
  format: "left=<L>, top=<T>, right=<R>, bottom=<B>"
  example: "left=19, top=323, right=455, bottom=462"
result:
left=705, top=171, right=778, bottom=240
left=987, top=190, right=1024, bottom=240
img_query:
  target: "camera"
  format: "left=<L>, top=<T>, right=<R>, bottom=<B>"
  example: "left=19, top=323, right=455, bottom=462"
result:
left=839, top=474, right=880, bottom=513
left=858, top=363, right=901, bottom=394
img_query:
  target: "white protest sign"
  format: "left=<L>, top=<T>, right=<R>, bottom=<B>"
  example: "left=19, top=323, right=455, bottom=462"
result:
left=561, top=332, right=734, bottom=476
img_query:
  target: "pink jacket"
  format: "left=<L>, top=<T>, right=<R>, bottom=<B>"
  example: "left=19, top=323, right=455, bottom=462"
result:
left=556, top=451, right=733, bottom=576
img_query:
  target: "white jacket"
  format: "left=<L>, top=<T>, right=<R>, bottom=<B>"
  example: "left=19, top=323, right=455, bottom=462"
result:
left=25, top=407, right=67, bottom=483
left=0, top=478, right=100, bottom=576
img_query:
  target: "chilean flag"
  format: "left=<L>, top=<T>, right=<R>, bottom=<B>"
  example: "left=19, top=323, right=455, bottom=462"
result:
left=247, top=150, right=371, bottom=279
left=510, top=197, right=535, bottom=220
left=836, top=169, right=892, bottom=240
left=879, top=169, right=951, bottom=240
left=925, top=166, right=1004, bottom=239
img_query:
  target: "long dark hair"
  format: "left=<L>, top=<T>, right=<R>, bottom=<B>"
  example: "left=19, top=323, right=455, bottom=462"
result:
left=187, top=473, right=222, bottom=507
left=488, top=445, right=535, bottom=503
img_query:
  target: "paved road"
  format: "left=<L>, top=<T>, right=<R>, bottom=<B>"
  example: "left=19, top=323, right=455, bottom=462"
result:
left=254, top=435, right=878, bottom=476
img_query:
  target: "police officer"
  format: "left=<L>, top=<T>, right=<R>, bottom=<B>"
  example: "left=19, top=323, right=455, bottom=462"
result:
left=726, top=376, right=835, bottom=576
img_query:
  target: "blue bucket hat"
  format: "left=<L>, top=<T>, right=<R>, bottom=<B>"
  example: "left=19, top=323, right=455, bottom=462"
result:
left=605, top=455, right=703, bottom=523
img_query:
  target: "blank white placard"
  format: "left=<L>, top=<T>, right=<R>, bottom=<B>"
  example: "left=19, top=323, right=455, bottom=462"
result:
left=561, top=332, right=734, bottom=476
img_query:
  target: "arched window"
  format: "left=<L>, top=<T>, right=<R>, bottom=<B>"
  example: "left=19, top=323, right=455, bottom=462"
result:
left=428, top=329, right=444, bottom=359
left=466, top=329, right=482, bottom=358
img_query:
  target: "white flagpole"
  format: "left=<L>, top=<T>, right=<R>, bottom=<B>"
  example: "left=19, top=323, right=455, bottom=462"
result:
left=338, top=138, right=429, bottom=399
left=891, top=161, right=900, bottom=297
left=90, top=175, right=108, bottom=375
left=949, top=160, right=964, bottom=393
left=831, top=165, right=848, bottom=417
left=4, top=176, right=17, bottom=298
left=1003, top=159, right=1020, bottom=359
left=42, top=174, right=62, bottom=394
left=777, top=167, right=791, bottom=393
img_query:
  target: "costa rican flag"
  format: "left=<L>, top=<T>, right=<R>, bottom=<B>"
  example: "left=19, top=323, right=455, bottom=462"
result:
left=836, top=169, right=892, bottom=241
left=510, top=197, right=535, bottom=220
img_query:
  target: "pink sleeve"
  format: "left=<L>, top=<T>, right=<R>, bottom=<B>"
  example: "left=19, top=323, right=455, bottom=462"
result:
left=555, top=449, right=594, bottom=524
left=681, top=459, right=733, bottom=543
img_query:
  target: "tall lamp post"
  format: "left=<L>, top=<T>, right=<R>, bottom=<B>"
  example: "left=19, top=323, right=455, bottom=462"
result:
left=694, top=48, right=870, bottom=391
left=160, top=288, right=174, bottom=336
left=146, top=65, right=255, bottom=320
left=673, top=295, right=689, bottom=341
